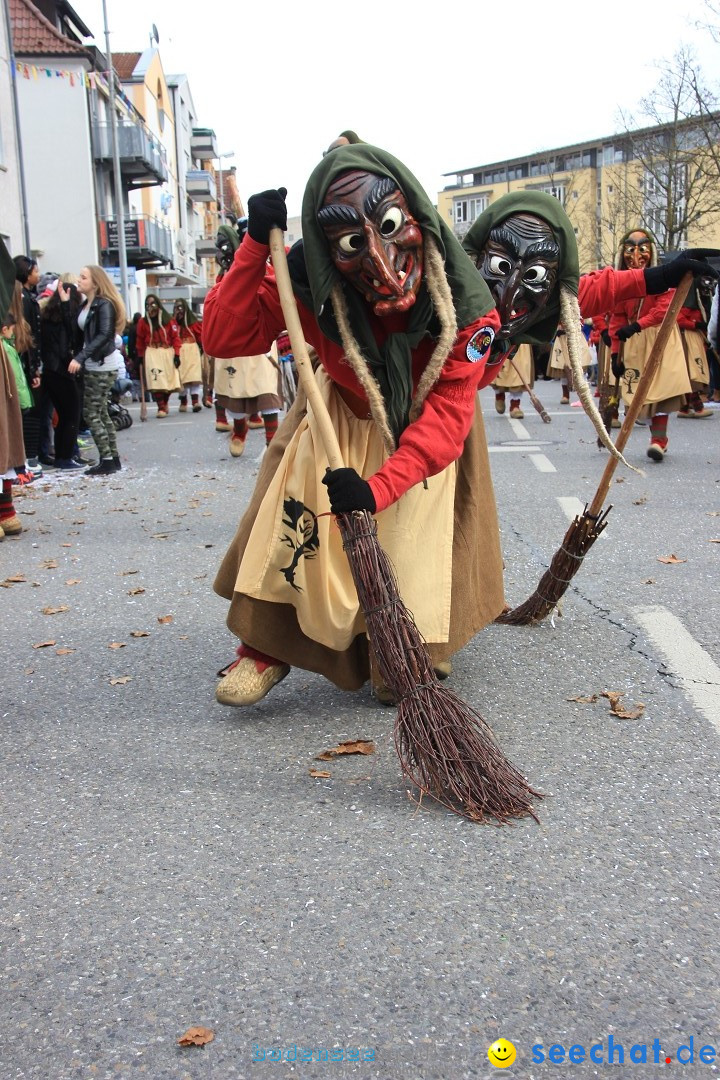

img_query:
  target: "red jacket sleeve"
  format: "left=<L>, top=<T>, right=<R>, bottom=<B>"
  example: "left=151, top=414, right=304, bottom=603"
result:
left=577, top=267, right=646, bottom=318
left=368, top=311, right=501, bottom=512
left=190, top=321, right=203, bottom=348
left=136, top=318, right=150, bottom=358
left=166, top=319, right=182, bottom=356
left=203, top=236, right=293, bottom=356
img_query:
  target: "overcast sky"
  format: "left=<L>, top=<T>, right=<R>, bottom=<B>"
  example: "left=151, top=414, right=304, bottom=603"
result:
left=74, top=0, right=719, bottom=217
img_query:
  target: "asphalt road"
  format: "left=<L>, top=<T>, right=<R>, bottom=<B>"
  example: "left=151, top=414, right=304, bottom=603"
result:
left=2, top=381, right=719, bottom=1080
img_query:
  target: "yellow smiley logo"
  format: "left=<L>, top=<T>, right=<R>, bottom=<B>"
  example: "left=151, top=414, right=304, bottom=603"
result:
left=488, top=1039, right=517, bottom=1068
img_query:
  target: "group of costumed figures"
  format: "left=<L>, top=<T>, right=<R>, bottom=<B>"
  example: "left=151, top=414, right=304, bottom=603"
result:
left=134, top=237, right=296, bottom=454
left=203, top=131, right=714, bottom=795
left=486, top=215, right=718, bottom=460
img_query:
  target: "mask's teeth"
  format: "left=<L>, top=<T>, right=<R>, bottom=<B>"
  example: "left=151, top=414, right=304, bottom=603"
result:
left=373, top=279, right=381, bottom=287
left=398, top=270, right=406, bottom=281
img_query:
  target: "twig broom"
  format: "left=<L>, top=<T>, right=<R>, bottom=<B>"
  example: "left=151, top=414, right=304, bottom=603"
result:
left=269, top=229, right=540, bottom=824
left=498, top=273, right=693, bottom=626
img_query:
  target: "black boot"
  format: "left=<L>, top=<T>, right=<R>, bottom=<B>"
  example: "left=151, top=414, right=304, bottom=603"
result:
left=85, top=459, right=115, bottom=476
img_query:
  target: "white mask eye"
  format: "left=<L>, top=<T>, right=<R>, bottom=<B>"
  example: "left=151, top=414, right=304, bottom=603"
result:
left=523, top=264, right=549, bottom=284
left=488, top=255, right=513, bottom=277
left=338, top=233, right=364, bottom=254
left=379, top=206, right=404, bottom=237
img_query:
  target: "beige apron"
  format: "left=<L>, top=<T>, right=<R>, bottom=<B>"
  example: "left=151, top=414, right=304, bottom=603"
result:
left=179, top=340, right=203, bottom=384
left=235, top=370, right=456, bottom=651
left=550, top=333, right=591, bottom=376
left=682, top=329, right=710, bottom=389
left=492, top=343, right=534, bottom=391
left=145, top=345, right=181, bottom=392
left=214, top=354, right=278, bottom=399
left=621, top=325, right=690, bottom=406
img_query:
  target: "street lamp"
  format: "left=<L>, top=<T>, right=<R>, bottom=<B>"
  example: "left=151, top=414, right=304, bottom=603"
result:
left=217, top=151, right=235, bottom=224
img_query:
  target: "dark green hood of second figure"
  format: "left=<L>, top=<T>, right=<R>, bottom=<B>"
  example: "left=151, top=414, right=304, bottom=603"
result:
left=463, top=191, right=580, bottom=346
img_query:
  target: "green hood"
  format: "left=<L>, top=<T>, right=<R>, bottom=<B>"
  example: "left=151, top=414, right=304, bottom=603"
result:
left=297, top=143, right=495, bottom=440
left=463, top=191, right=579, bottom=346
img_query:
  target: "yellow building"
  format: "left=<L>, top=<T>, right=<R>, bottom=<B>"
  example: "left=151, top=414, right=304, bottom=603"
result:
left=438, top=115, right=720, bottom=270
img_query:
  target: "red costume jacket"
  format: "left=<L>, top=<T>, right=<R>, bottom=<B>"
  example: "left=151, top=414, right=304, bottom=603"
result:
left=136, top=317, right=182, bottom=358
left=677, top=306, right=705, bottom=332
left=203, top=236, right=502, bottom=512
left=608, top=288, right=673, bottom=353
left=178, top=321, right=203, bottom=347
left=577, top=267, right=647, bottom=321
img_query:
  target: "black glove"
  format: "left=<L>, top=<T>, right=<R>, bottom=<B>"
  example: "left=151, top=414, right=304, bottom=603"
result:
left=601, top=329, right=612, bottom=348
left=695, top=319, right=708, bottom=332
left=174, top=355, right=181, bottom=368
left=645, top=252, right=720, bottom=294
left=247, top=187, right=288, bottom=244
left=322, top=467, right=376, bottom=514
left=611, top=353, right=625, bottom=380
left=616, top=322, right=641, bottom=342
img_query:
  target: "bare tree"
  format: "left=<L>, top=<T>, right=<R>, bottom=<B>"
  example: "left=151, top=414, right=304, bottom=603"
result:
left=614, top=48, right=720, bottom=252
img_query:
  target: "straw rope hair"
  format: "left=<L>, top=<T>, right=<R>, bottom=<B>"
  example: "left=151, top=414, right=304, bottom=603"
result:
left=329, top=236, right=458, bottom=454
left=558, top=286, right=636, bottom=472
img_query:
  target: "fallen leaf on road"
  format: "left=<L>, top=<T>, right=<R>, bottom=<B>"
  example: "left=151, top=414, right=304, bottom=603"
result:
left=128, top=587, right=145, bottom=595
left=109, top=676, right=132, bottom=685
left=642, top=578, right=656, bottom=584
left=309, top=769, right=332, bottom=778
left=157, top=614, right=173, bottom=624
left=614, top=477, right=625, bottom=484
left=42, top=605, right=69, bottom=615
left=613, top=702, right=645, bottom=719
left=633, top=497, right=647, bottom=506
left=152, top=533, right=169, bottom=540
left=24, top=668, right=34, bottom=674
left=707, top=511, right=720, bottom=517
left=56, top=648, right=75, bottom=655
left=567, top=694, right=598, bottom=703
left=130, top=630, right=150, bottom=638
left=65, top=579, right=81, bottom=586
left=108, top=642, right=126, bottom=649
left=32, top=640, right=56, bottom=649
left=602, top=690, right=645, bottom=719
left=656, top=554, right=686, bottom=564
left=40, top=559, right=58, bottom=569
left=60, top=543, right=72, bottom=548
left=1, top=574, right=26, bottom=587
left=71, top=519, right=85, bottom=525
left=709, top=539, right=720, bottom=544
left=120, top=569, right=139, bottom=576
left=315, top=739, right=375, bottom=761
left=178, top=1026, right=214, bottom=1047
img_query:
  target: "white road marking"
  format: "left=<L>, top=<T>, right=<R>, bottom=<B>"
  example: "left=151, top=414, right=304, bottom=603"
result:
left=557, top=496, right=608, bottom=539
left=530, top=454, right=556, bottom=473
left=507, top=417, right=532, bottom=440
left=633, top=606, right=720, bottom=736
left=488, top=445, right=542, bottom=453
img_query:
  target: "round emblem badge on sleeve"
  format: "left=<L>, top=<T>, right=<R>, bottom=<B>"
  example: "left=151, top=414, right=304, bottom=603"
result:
left=466, top=326, right=495, bottom=363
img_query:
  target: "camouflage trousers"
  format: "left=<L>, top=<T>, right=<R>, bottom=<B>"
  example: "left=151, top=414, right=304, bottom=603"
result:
left=83, top=370, right=118, bottom=460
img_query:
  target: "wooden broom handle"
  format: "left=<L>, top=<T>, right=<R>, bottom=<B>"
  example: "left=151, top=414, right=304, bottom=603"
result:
left=269, top=228, right=345, bottom=471
left=587, top=271, right=693, bottom=517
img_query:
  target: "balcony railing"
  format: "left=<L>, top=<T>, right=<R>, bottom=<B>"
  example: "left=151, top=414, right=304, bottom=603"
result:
left=92, top=120, right=169, bottom=187
left=191, top=127, right=218, bottom=160
left=98, top=215, right=173, bottom=268
left=195, top=236, right=219, bottom=259
left=186, top=169, right=217, bottom=203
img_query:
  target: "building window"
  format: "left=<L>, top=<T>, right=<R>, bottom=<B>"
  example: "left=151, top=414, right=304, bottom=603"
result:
left=453, top=195, right=489, bottom=225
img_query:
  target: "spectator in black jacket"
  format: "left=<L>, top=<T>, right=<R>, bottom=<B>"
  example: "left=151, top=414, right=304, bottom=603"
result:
left=13, top=255, right=43, bottom=473
left=40, top=280, right=84, bottom=470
